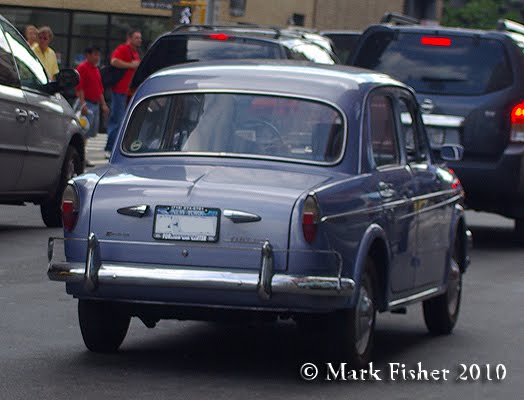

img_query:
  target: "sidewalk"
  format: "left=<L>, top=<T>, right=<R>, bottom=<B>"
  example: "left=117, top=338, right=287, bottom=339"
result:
left=85, top=133, right=108, bottom=166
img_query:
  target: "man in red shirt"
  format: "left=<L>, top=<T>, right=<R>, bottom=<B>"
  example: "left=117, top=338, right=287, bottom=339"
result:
left=76, top=45, right=109, bottom=139
left=105, top=29, right=142, bottom=157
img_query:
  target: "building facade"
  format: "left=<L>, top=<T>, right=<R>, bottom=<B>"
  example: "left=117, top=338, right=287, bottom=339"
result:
left=0, top=0, right=443, bottom=69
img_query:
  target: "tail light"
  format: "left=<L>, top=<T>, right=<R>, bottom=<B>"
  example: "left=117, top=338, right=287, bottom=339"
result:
left=302, top=195, right=320, bottom=243
left=62, top=184, right=79, bottom=232
left=421, top=36, right=451, bottom=47
left=510, top=102, right=524, bottom=143
left=209, top=33, right=229, bottom=41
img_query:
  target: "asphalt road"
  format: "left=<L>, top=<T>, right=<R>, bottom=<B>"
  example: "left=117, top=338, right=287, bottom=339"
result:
left=0, top=205, right=522, bottom=399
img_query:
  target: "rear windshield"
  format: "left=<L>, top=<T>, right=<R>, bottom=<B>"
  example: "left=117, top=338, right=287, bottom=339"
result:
left=355, top=32, right=513, bottom=95
left=322, top=33, right=360, bottom=64
left=122, top=93, right=344, bottom=163
left=132, top=36, right=281, bottom=88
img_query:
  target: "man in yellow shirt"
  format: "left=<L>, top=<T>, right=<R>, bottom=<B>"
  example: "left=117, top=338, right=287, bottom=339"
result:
left=32, top=26, right=59, bottom=80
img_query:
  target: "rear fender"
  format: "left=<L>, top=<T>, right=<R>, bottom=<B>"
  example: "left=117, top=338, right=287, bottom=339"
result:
left=347, top=223, right=391, bottom=310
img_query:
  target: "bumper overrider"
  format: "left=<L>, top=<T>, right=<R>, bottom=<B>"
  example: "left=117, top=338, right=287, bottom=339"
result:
left=47, top=233, right=354, bottom=301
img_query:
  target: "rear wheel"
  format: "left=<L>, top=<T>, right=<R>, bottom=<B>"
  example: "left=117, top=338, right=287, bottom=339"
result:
left=423, top=242, right=462, bottom=334
left=78, top=300, right=130, bottom=353
left=332, top=259, right=377, bottom=368
left=41, top=145, right=83, bottom=227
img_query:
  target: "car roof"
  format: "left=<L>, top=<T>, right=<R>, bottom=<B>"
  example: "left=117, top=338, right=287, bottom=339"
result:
left=165, top=24, right=325, bottom=42
left=135, top=59, right=408, bottom=105
left=363, top=22, right=514, bottom=39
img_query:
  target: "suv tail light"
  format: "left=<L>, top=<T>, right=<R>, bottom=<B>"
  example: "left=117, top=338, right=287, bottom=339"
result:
left=62, top=184, right=79, bottom=232
left=421, top=36, right=451, bottom=47
left=302, top=195, right=320, bottom=243
left=510, top=101, right=524, bottom=143
left=209, top=33, right=229, bottom=41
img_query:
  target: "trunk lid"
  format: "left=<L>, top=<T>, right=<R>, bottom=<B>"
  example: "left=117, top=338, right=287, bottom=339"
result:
left=89, top=164, right=331, bottom=272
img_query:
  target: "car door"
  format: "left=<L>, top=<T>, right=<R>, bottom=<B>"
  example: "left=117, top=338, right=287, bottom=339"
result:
left=0, top=24, right=29, bottom=193
left=397, top=92, right=451, bottom=288
left=366, top=90, right=416, bottom=293
left=1, top=20, right=67, bottom=192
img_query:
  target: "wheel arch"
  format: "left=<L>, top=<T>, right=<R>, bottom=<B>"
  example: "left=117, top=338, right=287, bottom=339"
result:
left=351, top=223, right=391, bottom=311
left=69, top=133, right=86, bottom=168
left=451, top=204, right=471, bottom=274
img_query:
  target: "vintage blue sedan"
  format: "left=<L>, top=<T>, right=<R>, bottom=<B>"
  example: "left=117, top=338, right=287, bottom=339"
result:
left=48, top=60, right=471, bottom=367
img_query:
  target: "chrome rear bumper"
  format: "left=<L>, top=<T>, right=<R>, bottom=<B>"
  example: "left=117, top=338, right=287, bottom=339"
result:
left=47, top=234, right=354, bottom=300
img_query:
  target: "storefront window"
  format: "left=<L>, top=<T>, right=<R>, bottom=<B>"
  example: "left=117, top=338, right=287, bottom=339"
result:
left=72, top=13, right=108, bottom=37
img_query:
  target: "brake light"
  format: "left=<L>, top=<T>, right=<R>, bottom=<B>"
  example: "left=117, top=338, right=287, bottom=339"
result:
left=62, top=184, right=79, bottom=232
left=510, top=101, right=524, bottom=143
left=421, top=37, right=451, bottom=47
left=302, top=195, right=320, bottom=243
left=209, top=33, right=229, bottom=41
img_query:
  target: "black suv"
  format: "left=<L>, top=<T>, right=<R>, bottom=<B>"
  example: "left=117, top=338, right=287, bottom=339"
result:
left=130, top=24, right=339, bottom=91
left=350, top=19, right=524, bottom=236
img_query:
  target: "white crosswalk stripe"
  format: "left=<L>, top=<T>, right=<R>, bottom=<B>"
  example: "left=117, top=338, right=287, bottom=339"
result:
left=86, top=135, right=107, bottom=152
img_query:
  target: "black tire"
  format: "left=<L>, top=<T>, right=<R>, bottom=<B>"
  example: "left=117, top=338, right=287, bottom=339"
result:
left=78, top=300, right=130, bottom=353
left=332, top=259, right=377, bottom=368
left=423, top=241, right=462, bottom=335
left=41, top=145, right=83, bottom=227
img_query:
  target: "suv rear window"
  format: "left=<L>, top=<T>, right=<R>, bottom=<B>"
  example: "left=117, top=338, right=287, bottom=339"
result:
left=132, top=36, right=281, bottom=88
left=355, top=32, right=513, bottom=95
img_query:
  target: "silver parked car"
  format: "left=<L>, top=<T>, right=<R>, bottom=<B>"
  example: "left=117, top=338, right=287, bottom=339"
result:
left=0, top=15, right=84, bottom=226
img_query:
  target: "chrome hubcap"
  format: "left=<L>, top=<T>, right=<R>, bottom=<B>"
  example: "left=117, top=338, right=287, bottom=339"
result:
left=355, top=285, right=374, bottom=355
left=447, top=259, right=461, bottom=315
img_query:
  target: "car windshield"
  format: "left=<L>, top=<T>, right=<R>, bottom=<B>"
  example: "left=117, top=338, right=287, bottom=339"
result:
left=356, top=32, right=513, bottom=95
left=122, top=93, right=344, bottom=163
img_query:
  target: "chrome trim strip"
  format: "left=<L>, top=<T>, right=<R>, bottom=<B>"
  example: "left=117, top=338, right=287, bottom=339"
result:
left=223, top=209, right=261, bottom=223
left=118, top=89, right=348, bottom=167
left=421, top=114, right=465, bottom=128
left=321, top=191, right=461, bottom=223
left=388, top=287, right=440, bottom=308
left=48, top=236, right=353, bottom=298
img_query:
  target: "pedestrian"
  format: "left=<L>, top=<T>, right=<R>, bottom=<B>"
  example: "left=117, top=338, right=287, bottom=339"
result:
left=24, top=25, right=37, bottom=46
left=104, top=29, right=142, bottom=157
left=75, top=45, right=109, bottom=166
left=32, top=26, right=59, bottom=80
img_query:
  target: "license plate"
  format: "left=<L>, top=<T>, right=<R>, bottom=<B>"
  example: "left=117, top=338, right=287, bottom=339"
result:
left=153, top=206, right=220, bottom=242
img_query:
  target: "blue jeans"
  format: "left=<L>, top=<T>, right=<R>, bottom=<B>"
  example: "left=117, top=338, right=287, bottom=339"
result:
left=105, top=91, right=127, bottom=152
left=85, top=101, right=100, bottom=138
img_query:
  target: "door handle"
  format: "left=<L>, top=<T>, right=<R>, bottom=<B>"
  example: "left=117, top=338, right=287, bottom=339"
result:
left=28, top=111, right=39, bottom=122
left=15, top=108, right=28, bottom=123
left=378, top=181, right=396, bottom=199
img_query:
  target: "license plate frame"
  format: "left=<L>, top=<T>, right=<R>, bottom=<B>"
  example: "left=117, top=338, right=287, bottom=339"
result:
left=153, top=205, right=220, bottom=242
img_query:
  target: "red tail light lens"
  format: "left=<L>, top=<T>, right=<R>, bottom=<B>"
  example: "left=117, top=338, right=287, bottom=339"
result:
left=421, top=36, right=451, bottom=47
left=510, top=101, right=524, bottom=143
left=62, top=184, right=79, bottom=232
left=302, top=195, right=320, bottom=243
left=209, top=33, right=229, bottom=41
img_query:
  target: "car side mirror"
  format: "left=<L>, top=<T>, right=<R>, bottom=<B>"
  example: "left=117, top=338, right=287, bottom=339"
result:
left=440, top=144, right=464, bottom=161
left=44, top=68, right=79, bottom=94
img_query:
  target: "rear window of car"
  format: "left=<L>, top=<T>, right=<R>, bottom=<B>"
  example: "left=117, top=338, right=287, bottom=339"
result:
left=122, top=93, right=344, bottom=164
left=355, top=32, right=513, bottom=95
left=322, top=32, right=360, bottom=64
left=132, top=36, right=281, bottom=87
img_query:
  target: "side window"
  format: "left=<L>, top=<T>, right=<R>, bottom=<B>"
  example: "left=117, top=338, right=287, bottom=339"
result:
left=0, top=21, right=47, bottom=89
left=0, top=27, right=19, bottom=87
left=399, top=97, right=429, bottom=163
left=369, top=94, right=399, bottom=167
left=399, top=98, right=429, bottom=163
